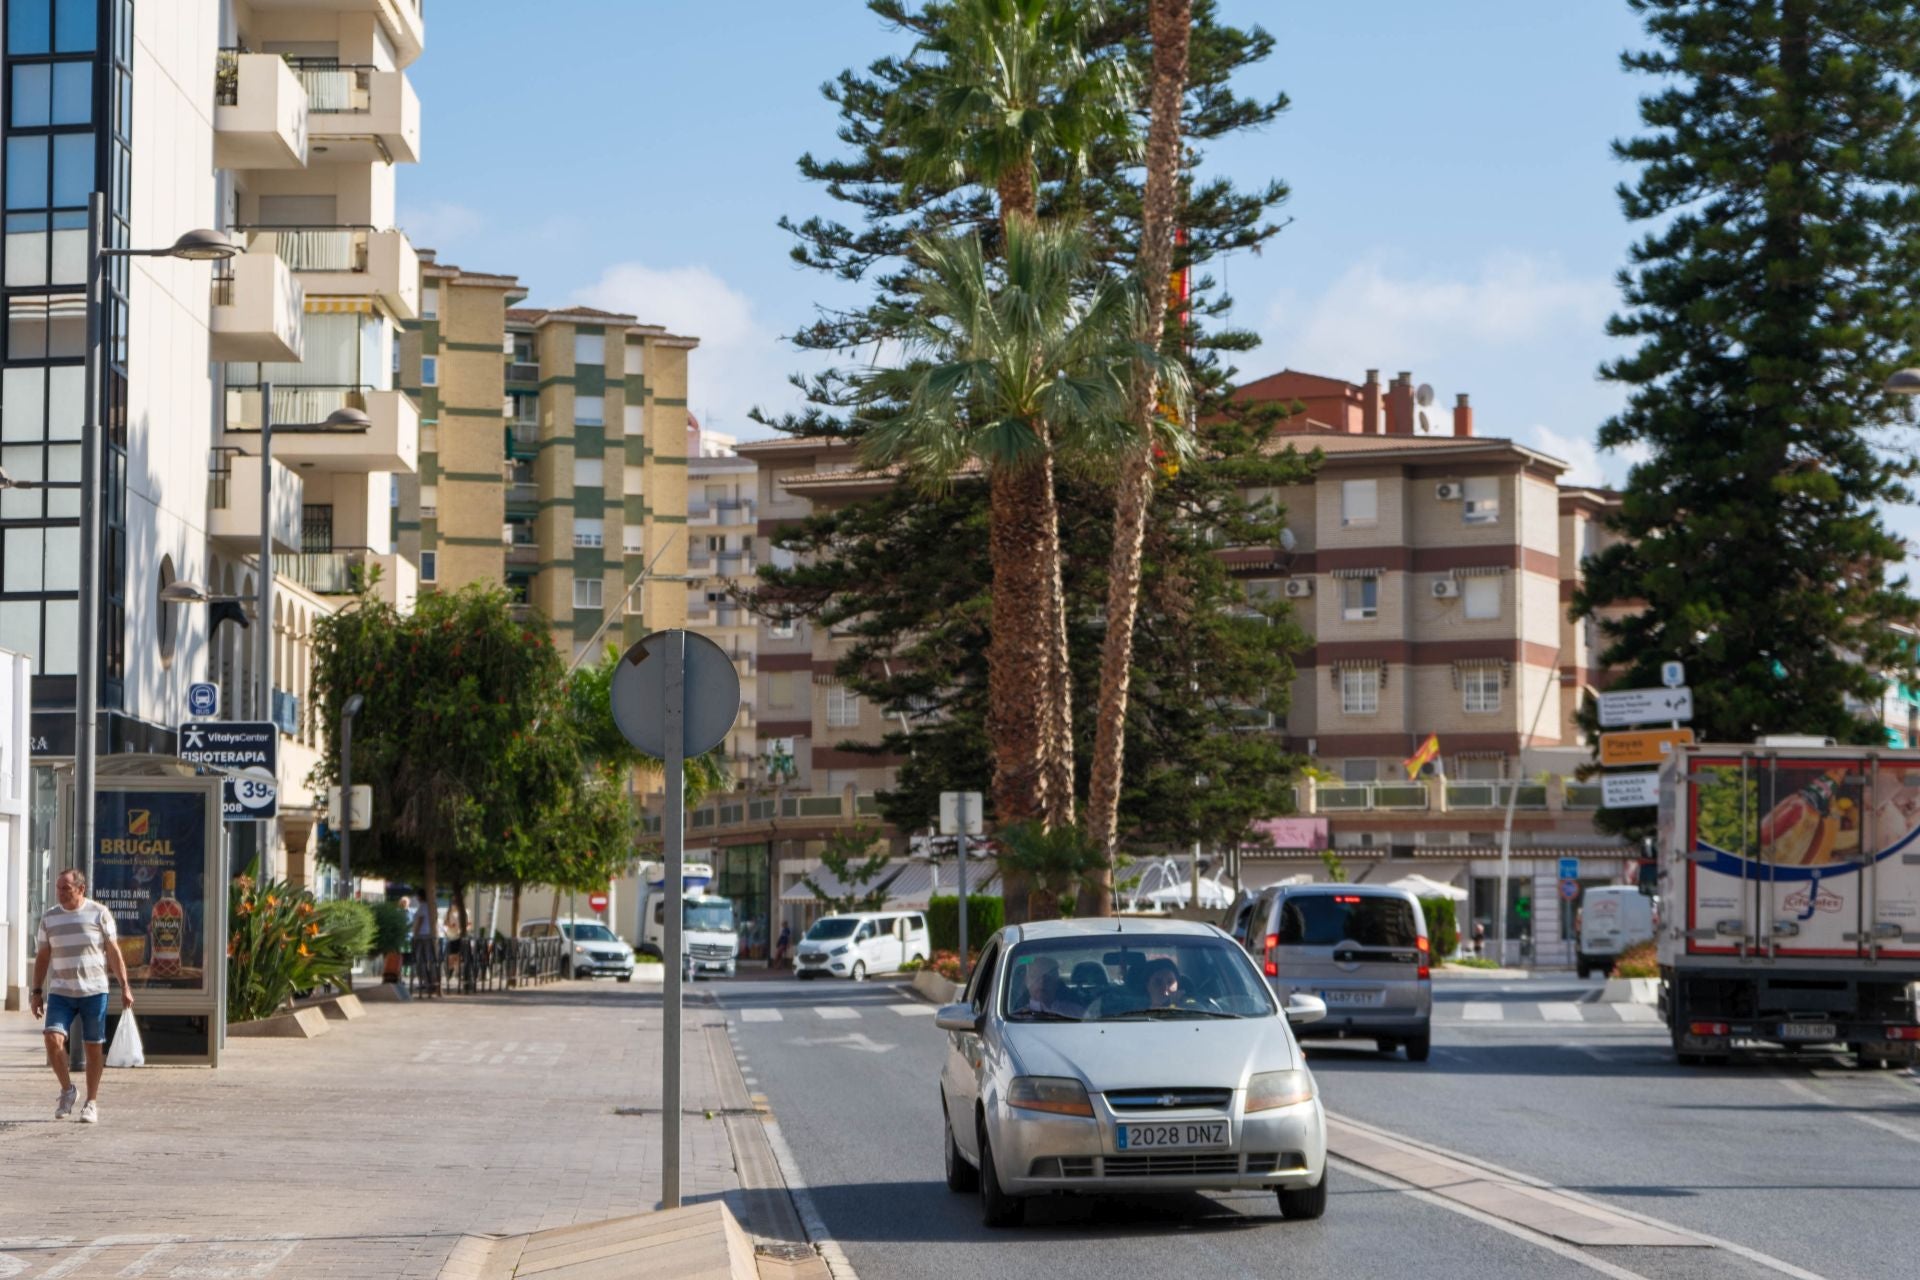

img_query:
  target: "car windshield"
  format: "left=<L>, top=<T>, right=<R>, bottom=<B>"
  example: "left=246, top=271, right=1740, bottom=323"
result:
left=1275, top=894, right=1418, bottom=947
left=805, top=918, right=860, bottom=941
left=686, top=901, right=736, bottom=932
left=564, top=924, right=618, bottom=943
left=1000, top=936, right=1276, bottom=1022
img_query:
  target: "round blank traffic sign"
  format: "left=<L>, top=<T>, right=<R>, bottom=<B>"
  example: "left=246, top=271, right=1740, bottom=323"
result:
left=609, top=629, right=741, bottom=758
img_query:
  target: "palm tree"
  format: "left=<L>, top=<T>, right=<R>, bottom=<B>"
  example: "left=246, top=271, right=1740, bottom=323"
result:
left=1081, top=0, right=1192, bottom=916
left=892, top=0, right=1140, bottom=833
left=856, top=221, right=1185, bottom=881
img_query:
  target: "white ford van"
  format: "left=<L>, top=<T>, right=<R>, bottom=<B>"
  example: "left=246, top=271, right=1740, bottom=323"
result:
left=1576, top=886, right=1656, bottom=979
left=794, top=911, right=930, bottom=981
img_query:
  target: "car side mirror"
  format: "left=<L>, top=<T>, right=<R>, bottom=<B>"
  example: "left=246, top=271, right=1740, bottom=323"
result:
left=1284, top=994, right=1327, bottom=1027
left=935, top=1003, right=980, bottom=1032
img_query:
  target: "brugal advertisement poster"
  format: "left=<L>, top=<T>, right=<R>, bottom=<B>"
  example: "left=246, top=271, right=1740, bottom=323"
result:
left=94, top=790, right=210, bottom=993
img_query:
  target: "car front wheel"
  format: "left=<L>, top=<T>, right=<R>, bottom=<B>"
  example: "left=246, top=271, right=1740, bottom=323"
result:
left=851, top=961, right=867, bottom=982
left=977, top=1120, right=1024, bottom=1227
left=944, top=1103, right=978, bottom=1192
left=1277, top=1167, right=1328, bottom=1220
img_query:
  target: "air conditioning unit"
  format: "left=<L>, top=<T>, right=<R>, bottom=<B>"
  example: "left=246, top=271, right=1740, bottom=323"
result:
left=1435, top=481, right=1463, bottom=501
left=1284, top=578, right=1314, bottom=599
left=1432, top=579, right=1462, bottom=599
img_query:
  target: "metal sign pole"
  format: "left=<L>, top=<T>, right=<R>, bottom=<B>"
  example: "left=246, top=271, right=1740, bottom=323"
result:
left=662, top=630, right=686, bottom=1209
left=956, top=792, right=969, bottom=972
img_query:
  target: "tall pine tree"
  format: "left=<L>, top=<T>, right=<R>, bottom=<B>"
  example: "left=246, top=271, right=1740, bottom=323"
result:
left=1575, top=0, right=1920, bottom=778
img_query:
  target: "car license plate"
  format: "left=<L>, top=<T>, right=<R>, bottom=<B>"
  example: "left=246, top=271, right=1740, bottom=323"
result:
left=1319, top=989, right=1383, bottom=1007
left=1778, top=1022, right=1836, bottom=1041
left=1116, top=1122, right=1227, bottom=1151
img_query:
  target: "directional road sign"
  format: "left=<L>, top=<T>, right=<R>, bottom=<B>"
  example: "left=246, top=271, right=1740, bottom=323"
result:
left=1597, top=686, right=1693, bottom=728
left=1559, top=878, right=1581, bottom=902
left=1558, top=857, right=1580, bottom=881
left=1601, top=770, right=1662, bottom=809
left=187, top=681, right=219, bottom=718
left=1599, top=727, right=1695, bottom=767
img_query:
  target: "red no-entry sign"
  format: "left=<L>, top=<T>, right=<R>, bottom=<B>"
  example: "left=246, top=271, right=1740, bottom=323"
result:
left=588, top=892, right=609, bottom=913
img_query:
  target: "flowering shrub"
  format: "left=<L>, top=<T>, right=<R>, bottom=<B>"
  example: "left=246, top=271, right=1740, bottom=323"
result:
left=227, top=872, right=358, bottom=1023
left=1611, top=939, right=1659, bottom=979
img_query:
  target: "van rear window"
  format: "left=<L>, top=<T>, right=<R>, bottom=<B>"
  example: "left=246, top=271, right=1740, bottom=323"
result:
left=1276, top=896, right=1418, bottom=947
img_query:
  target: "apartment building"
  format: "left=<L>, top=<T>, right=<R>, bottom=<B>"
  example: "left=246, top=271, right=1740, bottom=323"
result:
left=0, top=0, right=426, bottom=999
left=685, top=417, right=758, bottom=779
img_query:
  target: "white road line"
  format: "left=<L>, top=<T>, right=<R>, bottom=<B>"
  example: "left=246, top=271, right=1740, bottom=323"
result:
left=1331, top=1159, right=1653, bottom=1280
left=1538, top=1002, right=1585, bottom=1022
left=1328, top=1111, right=1827, bottom=1280
left=816, top=1007, right=860, bottom=1020
left=889, top=1004, right=936, bottom=1017
left=739, top=1008, right=784, bottom=1023
left=763, top=1115, right=860, bottom=1280
left=1775, top=1074, right=1920, bottom=1148
left=1611, top=1003, right=1662, bottom=1023
left=1460, top=1002, right=1505, bottom=1022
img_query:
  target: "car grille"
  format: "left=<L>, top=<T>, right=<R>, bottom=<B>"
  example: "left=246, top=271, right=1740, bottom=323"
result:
left=592, top=951, right=626, bottom=964
left=1105, top=1088, right=1233, bottom=1111
left=798, top=951, right=827, bottom=964
left=692, top=943, right=732, bottom=960
left=1031, top=1153, right=1302, bottom=1179
left=1105, top=1154, right=1242, bottom=1177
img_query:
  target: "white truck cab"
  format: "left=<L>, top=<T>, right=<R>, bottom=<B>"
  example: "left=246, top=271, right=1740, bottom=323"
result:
left=636, top=864, right=739, bottom=979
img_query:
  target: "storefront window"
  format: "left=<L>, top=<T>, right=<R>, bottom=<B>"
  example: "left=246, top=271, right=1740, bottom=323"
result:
left=712, top=844, right=769, bottom=960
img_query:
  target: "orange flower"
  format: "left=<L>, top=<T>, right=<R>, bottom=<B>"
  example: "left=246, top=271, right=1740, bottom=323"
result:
left=227, top=934, right=238, bottom=957
left=296, top=900, right=313, bottom=916
left=265, top=894, right=280, bottom=908
left=298, top=942, right=312, bottom=958
left=238, top=899, right=254, bottom=916
left=305, top=922, right=321, bottom=937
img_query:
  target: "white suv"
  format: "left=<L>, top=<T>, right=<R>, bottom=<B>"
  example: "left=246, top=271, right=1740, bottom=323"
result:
left=520, top=918, right=636, bottom=981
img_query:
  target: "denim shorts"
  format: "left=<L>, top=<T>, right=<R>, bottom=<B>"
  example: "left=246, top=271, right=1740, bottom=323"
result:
left=44, top=991, right=109, bottom=1044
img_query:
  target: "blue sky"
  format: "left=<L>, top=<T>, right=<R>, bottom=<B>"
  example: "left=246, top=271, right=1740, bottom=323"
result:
left=403, top=1, right=1898, bottom=526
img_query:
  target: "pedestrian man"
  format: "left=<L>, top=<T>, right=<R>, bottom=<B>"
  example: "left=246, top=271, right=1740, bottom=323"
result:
left=29, top=869, right=134, bottom=1124
left=775, top=921, right=792, bottom=969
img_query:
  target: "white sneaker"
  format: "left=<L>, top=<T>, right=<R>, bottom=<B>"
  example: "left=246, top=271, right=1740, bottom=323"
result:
left=55, top=1086, right=76, bottom=1120
left=78, top=1100, right=97, bottom=1124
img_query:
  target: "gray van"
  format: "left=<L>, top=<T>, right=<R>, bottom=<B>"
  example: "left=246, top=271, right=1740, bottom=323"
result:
left=1244, top=884, right=1432, bottom=1061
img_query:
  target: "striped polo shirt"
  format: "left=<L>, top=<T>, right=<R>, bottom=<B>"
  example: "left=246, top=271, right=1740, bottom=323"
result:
left=35, top=899, right=118, bottom=997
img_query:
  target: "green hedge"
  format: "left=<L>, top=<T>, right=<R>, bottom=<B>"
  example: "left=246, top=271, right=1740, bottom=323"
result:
left=1418, top=896, right=1460, bottom=959
left=926, top=894, right=1004, bottom=955
left=369, top=901, right=411, bottom=955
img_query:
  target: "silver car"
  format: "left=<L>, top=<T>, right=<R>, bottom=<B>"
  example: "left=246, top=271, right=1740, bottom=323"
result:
left=936, top=918, right=1330, bottom=1228
left=1246, top=884, right=1432, bottom=1060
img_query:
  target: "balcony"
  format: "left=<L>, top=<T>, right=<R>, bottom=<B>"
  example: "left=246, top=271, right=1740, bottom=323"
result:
left=1445, top=781, right=1550, bottom=811
left=715, top=499, right=753, bottom=527
left=1315, top=782, right=1431, bottom=812
left=247, top=0, right=425, bottom=69
left=295, top=63, right=421, bottom=164
left=716, top=551, right=753, bottom=577
left=274, top=547, right=382, bottom=595
left=210, top=251, right=303, bottom=363
left=241, top=225, right=419, bottom=319
left=506, top=361, right=540, bottom=384
left=506, top=481, right=538, bottom=510
left=507, top=423, right=539, bottom=459
left=214, top=51, right=308, bottom=170
left=224, top=385, right=419, bottom=474
left=506, top=543, right=538, bottom=567
left=208, top=447, right=304, bottom=552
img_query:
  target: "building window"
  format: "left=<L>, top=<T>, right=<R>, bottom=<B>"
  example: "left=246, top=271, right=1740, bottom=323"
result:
left=420, top=550, right=437, bottom=582
left=575, top=394, right=604, bottom=427
left=624, top=404, right=642, bottom=436
left=624, top=340, right=644, bottom=376
left=1341, top=478, right=1377, bottom=527
left=1341, top=576, right=1378, bottom=621
left=769, top=616, right=796, bottom=640
left=827, top=683, right=862, bottom=728
left=573, top=517, right=604, bottom=548
left=1463, top=575, right=1500, bottom=620
left=623, top=463, right=644, bottom=496
left=573, top=332, right=604, bottom=367
left=573, top=457, right=603, bottom=488
left=573, top=578, right=603, bottom=610
left=1341, top=758, right=1379, bottom=784
left=622, top=524, right=643, bottom=554
left=420, top=285, right=439, bottom=319
left=1340, top=668, right=1379, bottom=715
left=767, top=671, right=795, bottom=708
left=1463, top=475, right=1499, bottom=524
left=1463, top=667, right=1502, bottom=714
left=420, top=355, right=437, bottom=386
left=418, top=484, right=437, bottom=516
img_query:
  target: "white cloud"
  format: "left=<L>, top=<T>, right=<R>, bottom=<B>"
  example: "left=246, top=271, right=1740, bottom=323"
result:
left=572, top=262, right=812, bottom=437
left=1526, top=424, right=1647, bottom=490
left=397, top=201, right=484, bottom=254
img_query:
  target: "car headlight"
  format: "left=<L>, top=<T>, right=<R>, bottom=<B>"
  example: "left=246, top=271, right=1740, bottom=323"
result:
left=830, top=945, right=849, bottom=957
left=1007, top=1076, right=1094, bottom=1118
left=573, top=944, right=588, bottom=955
left=1245, top=1069, right=1315, bottom=1113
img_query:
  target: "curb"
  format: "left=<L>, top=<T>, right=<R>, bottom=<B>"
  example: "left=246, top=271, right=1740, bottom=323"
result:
left=909, top=969, right=962, bottom=1005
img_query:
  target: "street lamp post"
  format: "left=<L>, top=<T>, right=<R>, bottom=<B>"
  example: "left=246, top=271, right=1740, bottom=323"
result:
left=74, top=192, right=236, bottom=889
left=340, top=693, right=365, bottom=899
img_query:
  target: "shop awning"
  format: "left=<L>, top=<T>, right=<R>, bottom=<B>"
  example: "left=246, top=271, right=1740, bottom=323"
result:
left=780, top=858, right=1000, bottom=906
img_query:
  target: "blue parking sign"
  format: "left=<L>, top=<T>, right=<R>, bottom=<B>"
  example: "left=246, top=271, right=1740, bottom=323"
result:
left=1558, top=856, right=1580, bottom=881
left=187, top=682, right=219, bottom=718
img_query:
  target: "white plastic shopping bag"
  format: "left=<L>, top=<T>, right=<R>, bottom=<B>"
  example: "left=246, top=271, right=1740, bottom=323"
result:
left=106, top=1013, right=145, bottom=1068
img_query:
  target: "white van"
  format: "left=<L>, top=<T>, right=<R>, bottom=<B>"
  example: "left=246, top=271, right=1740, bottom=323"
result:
left=636, top=864, right=739, bottom=979
left=794, top=911, right=930, bottom=981
left=519, top=918, right=636, bottom=981
left=1576, top=886, right=1656, bottom=979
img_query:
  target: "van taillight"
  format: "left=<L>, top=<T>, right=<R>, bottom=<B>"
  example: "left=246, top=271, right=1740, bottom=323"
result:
left=1886, top=1026, right=1920, bottom=1041
left=1263, top=934, right=1278, bottom=977
left=1416, top=935, right=1430, bottom=980
left=1689, top=1021, right=1730, bottom=1037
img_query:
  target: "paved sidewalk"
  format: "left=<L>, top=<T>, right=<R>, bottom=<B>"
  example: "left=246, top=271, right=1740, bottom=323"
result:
left=0, top=983, right=763, bottom=1278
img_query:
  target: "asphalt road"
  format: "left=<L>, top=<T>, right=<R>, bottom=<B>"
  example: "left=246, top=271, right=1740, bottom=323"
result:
left=710, top=972, right=1920, bottom=1280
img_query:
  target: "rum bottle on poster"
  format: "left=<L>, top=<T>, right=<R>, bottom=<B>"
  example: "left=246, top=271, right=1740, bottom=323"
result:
left=150, top=870, right=186, bottom=978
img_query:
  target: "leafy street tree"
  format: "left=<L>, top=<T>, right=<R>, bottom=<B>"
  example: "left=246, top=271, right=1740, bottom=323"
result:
left=996, top=821, right=1106, bottom=920
left=1085, top=0, right=1192, bottom=914
left=1574, top=0, right=1920, bottom=834
left=800, top=826, right=897, bottom=913
left=857, top=222, right=1186, bottom=834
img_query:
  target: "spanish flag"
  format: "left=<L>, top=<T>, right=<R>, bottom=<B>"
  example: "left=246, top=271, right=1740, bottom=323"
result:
left=1404, top=733, right=1440, bottom=780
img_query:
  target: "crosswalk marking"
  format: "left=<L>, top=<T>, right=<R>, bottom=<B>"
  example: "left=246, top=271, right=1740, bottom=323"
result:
left=1461, top=1002, right=1504, bottom=1022
left=816, top=1007, right=860, bottom=1020
left=739, top=1008, right=783, bottom=1023
left=1612, top=1002, right=1662, bottom=1023
left=1538, top=1002, right=1585, bottom=1022
left=890, top=1004, right=937, bottom=1016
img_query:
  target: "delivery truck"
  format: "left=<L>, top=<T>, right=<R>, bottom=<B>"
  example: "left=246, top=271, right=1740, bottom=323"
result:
left=1657, top=740, right=1920, bottom=1066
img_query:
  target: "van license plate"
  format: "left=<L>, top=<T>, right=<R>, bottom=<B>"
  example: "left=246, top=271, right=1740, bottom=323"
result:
left=1117, top=1122, right=1227, bottom=1151
left=1319, top=989, right=1383, bottom=1007
left=1778, top=1022, right=1835, bottom=1041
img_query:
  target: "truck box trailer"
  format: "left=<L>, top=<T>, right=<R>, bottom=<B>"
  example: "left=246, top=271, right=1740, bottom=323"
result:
left=1656, top=743, right=1920, bottom=1065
